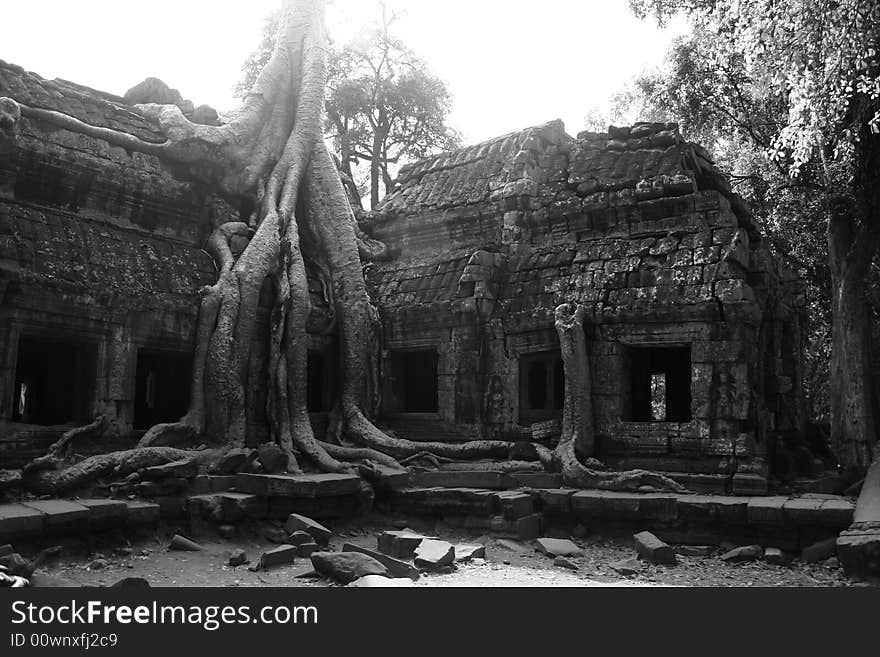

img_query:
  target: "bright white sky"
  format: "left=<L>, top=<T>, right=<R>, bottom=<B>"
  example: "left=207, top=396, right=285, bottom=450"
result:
left=2, top=0, right=688, bottom=144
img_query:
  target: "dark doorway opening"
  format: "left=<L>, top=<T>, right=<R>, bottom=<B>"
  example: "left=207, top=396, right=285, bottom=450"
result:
left=623, top=345, right=692, bottom=422
left=519, top=350, right=564, bottom=423
left=134, top=350, right=192, bottom=430
left=388, top=349, right=438, bottom=413
left=307, top=350, right=336, bottom=412
left=12, top=336, right=97, bottom=425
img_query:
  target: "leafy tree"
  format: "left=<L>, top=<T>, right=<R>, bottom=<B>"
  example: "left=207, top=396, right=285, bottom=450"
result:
left=630, top=0, right=880, bottom=478
left=235, top=3, right=460, bottom=208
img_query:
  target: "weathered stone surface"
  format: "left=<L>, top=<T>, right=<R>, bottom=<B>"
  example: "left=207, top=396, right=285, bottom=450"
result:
left=259, top=545, right=297, bottom=569
left=409, top=470, right=509, bottom=489
left=801, top=537, right=837, bottom=563
left=256, top=443, right=289, bottom=475
left=78, top=499, right=128, bottom=529
left=348, top=575, right=414, bottom=587
left=393, top=487, right=497, bottom=515
left=125, top=501, right=160, bottom=526
left=611, top=557, right=643, bottom=576
left=720, top=544, right=763, bottom=563
left=0, top=503, right=45, bottom=540
left=454, top=544, right=487, bottom=562
left=554, top=555, right=578, bottom=570
left=496, top=538, right=529, bottom=553
left=342, top=543, right=420, bottom=580
left=746, top=497, right=789, bottom=525
left=210, top=449, right=257, bottom=475
left=414, top=539, right=456, bottom=569
left=296, top=543, right=320, bottom=557
left=535, top=537, right=583, bottom=558
left=141, top=459, right=198, bottom=480
left=763, top=547, right=790, bottom=566
left=285, top=514, right=331, bottom=545
left=837, top=527, right=880, bottom=578
left=168, top=534, right=202, bottom=552
left=237, top=473, right=361, bottom=497
left=509, top=472, right=564, bottom=489
left=311, top=551, right=387, bottom=584
left=633, top=531, right=676, bottom=565
left=288, top=531, right=314, bottom=546
left=377, top=530, right=426, bottom=559
left=264, top=527, right=289, bottom=544
left=495, top=490, right=536, bottom=519
left=538, top=488, right=576, bottom=514
left=21, top=500, right=88, bottom=532
left=124, top=77, right=184, bottom=106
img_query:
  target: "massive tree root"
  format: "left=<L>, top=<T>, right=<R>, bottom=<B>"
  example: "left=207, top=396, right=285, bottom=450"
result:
left=14, top=0, right=686, bottom=496
left=551, top=304, right=685, bottom=493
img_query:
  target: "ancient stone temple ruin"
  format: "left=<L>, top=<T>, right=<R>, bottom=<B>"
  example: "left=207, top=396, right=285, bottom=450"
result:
left=0, top=60, right=804, bottom=494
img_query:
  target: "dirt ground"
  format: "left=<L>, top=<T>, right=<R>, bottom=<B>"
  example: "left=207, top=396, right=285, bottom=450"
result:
left=21, top=516, right=865, bottom=588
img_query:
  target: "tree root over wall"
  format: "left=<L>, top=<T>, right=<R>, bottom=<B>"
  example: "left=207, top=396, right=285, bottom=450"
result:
left=11, top=0, right=685, bottom=497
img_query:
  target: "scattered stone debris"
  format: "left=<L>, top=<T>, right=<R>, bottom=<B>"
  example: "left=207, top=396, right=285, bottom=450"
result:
left=311, top=551, right=387, bottom=584
left=414, top=539, right=456, bottom=570
left=210, top=448, right=256, bottom=475
left=495, top=538, right=530, bottom=553
left=285, top=514, right=331, bottom=546
left=675, top=545, right=716, bottom=557
left=454, top=544, right=486, bottom=563
left=288, top=531, right=314, bottom=546
left=611, top=558, right=644, bottom=576
left=720, top=545, right=764, bottom=563
left=228, top=550, right=249, bottom=567
left=258, top=545, right=297, bottom=570
left=348, top=575, right=414, bottom=587
left=554, top=556, right=579, bottom=571
left=801, top=537, right=837, bottom=563
left=378, top=530, right=427, bottom=558
left=264, top=527, right=290, bottom=544
left=763, top=547, right=790, bottom=566
left=169, top=534, right=202, bottom=552
left=35, top=545, right=63, bottom=566
left=342, top=543, right=420, bottom=580
left=89, top=558, right=109, bottom=570
left=633, top=532, right=676, bottom=565
left=535, top=538, right=583, bottom=558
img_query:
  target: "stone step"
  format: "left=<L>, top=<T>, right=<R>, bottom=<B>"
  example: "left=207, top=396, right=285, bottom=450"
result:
left=235, top=472, right=362, bottom=498
left=0, top=499, right=159, bottom=542
left=409, top=470, right=513, bottom=490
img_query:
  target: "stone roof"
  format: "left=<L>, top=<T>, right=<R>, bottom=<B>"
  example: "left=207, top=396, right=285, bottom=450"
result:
left=376, top=119, right=749, bottom=227
left=0, top=59, right=165, bottom=143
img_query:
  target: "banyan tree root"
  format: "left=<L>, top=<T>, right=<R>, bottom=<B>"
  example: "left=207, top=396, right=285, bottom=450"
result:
left=22, top=447, right=217, bottom=496
left=23, top=416, right=108, bottom=474
left=552, top=303, right=685, bottom=493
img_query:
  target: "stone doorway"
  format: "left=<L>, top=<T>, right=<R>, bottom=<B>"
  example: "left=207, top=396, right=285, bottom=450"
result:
left=133, top=349, right=192, bottom=430
left=386, top=349, right=439, bottom=413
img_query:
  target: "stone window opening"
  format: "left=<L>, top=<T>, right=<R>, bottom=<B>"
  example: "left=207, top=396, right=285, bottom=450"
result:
left=519, top=350, right=564, bottom=423
left=12, top=335, right=97, bottom=426
left=386, top=349, right=439, bottom=413
left=623, top=345, right=692, bottom=422
left=133, top=349, right=192, bottom=430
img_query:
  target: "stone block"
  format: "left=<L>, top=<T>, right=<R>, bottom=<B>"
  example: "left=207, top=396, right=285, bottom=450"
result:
left=782, top=497, right=826, bottom=525
left=508, top=472, right=563, bottom=489
left=377, top=530, right=426, bottom=559
left=537, top=488, right=575, bottom=514
left=414, top=539, right=456, bottom=570
left=535, top=537, right=583, bottom=558
left=259, top=545, right=297, bottom=569
left=342, top=543, right=420, bottom=580
left=78, top=499, right=128, bottom=530
left=0, top=504, right=45, bottom=540
left=409, top=470, right=509, bottom=489
left=312, top=551, right=387, bottom=584
left=746, top=497, right=788, bottom=525
left=720, top=544, right=763, bottom=562
left=633, top=531, right=676, bottom=565
left=494, top=491, right=535, bottom=519
left=21, top=500, right=88, bottom=533
left=125, top=501, right=160, bottom=527
left=837, top=526, right=880, bottom=579
left=141, top=459, right=198, bottom=480
left=285, top=514, right=331, bottom=545
left=235, top=472, right=361, bottom=497
left=454, top=544, right=486, bottom=562
left=801, top=537, right=837, bottom=563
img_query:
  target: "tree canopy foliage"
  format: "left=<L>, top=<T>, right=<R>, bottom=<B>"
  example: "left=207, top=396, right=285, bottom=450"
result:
left=235, top=3, right=460, bottom=208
